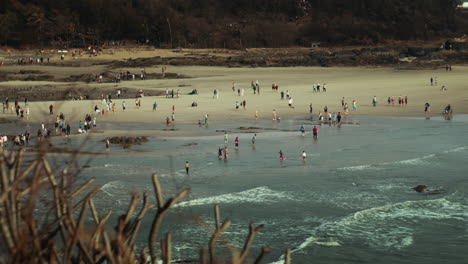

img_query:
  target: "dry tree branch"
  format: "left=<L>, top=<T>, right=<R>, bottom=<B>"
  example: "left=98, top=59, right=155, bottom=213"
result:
left=149, top=173, right=190, bottom=264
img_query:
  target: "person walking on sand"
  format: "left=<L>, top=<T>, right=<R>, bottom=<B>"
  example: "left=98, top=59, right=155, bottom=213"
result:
left=153, top=101, right=157, bottom=111
left=185, top=161, right=190, bottom=174
left=309, top=103, right=313, bottom=114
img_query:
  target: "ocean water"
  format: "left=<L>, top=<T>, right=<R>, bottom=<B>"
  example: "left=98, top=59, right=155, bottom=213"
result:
left=73, top=115, right=468, bottom=263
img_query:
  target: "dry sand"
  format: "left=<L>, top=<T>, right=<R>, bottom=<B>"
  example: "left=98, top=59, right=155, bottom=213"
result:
left=1, top=51, right=467, bottom=137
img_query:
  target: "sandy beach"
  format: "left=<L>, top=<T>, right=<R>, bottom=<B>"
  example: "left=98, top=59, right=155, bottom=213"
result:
left=1, top=49, right=467, bottom=137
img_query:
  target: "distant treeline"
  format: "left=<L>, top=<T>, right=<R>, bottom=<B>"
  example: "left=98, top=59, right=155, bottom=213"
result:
left=0, top=0, right=467, bottom=48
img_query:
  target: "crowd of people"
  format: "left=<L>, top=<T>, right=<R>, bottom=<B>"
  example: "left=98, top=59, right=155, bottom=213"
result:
left=0, top=72, right=456, bottom=153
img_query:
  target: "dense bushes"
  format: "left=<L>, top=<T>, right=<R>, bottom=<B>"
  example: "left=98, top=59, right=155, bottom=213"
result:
left=0, top=0, right=466, bottom=48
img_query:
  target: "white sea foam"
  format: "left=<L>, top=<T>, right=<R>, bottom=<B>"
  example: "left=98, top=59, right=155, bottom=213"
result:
left=104, top=164, right=120, bottom=168
left=338, top=153, right=438, bottom=171
left=100, top=180, right=126, bottom=196
left=383, top=154, right=435, bottom=166
left=442, top=146, right=467, bottom=154
left=287, top=196, right=468, bottom=256
left=337, top=164, right=378, bottom=171
left=338, top=147, right=467, bottom=171
left=175, top=186, right=292, bottom=208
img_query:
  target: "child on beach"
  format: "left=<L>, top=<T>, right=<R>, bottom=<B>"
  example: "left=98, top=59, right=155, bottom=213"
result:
left=300, top=124, right=305, bottom=136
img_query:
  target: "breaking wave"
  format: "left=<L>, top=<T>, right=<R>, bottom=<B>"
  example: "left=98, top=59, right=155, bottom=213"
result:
left=175, top=186, right=292, bottom=208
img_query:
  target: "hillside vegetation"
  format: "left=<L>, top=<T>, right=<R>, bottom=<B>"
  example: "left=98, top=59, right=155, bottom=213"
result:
left=0, top=0, right=467, bottom=48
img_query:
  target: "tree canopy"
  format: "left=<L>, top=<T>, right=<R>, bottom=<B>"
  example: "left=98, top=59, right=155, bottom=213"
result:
left=0, top=0, right=466, bottom=48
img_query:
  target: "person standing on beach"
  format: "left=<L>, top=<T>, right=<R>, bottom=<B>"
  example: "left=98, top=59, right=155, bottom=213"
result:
left=372, top=96, right=377, bottom=107
left=242, top=100, right=246, bottom=110
left=280, top=91, right=284, bottom=100
left=430, top=77, right=433, bottom=86
left=234, top=137, right=239, bottom=148
left=172, top=105, right=175, bottom=112
left=302, top=151, right=307, bottom=161
left=279, top=150, right=284, bottom=160
left=255, top=110, right=259, bottom=120
left=232, top=81, right=236, bottom=92
left=252, top=134, right=256, bottom=145
left=49, top=104, right=54, bottom=115
left=272, top=110, right=277, bottom=120
left=204, top=114, right=208, bottom=125
left=122, top=101, right=126, bottom=111
left=166, top=88, right=169, bottom=98
left=224, top=133, right=228, bottom=144
left=424, top=102, right=430, bottom=113
left=185, top=161, right=190, bottom=174
left=153, top=101, right=157, bottom=111
left=309, top=103, right=313, bottom=113
left=300, top=123, right=305, bottom=136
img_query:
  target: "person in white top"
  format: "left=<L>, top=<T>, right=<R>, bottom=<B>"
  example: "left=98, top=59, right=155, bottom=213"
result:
left=302, top=151, right=307, bottom=160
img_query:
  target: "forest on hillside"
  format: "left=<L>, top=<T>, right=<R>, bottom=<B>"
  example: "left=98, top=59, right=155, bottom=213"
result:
left=1, top=0, right=467, bottom=48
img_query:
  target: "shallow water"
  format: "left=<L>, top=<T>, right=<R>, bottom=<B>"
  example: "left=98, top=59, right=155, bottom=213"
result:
left=21, top=115, right=468, bottom=263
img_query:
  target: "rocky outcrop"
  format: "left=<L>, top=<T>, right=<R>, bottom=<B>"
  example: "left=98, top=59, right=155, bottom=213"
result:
left=109, top=44, right=468, bottom=68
